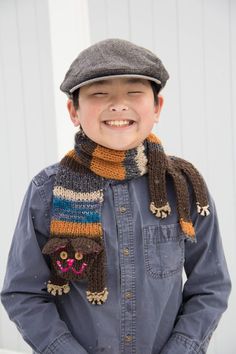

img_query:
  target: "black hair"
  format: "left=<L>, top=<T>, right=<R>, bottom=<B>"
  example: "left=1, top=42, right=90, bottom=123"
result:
left=72, top=89, right=80, bottom=110
left=150, top=81, right=160, bottom=105
left=71, top=80, right=160, bottom=110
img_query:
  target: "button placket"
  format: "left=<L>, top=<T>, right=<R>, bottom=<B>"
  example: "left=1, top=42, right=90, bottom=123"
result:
left=124, top=335, right=133, bottom=343
left=113, top=184, right=136, bottom=354
left=119, top=206, right=127, bottom=213
left=125, top=292, right=132, bottom=300
left=123, top=248, right=130, bottom=256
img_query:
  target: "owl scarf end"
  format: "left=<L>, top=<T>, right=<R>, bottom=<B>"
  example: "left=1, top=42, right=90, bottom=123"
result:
left=86, top=288, right=109, bottom=305
left=150, top=202, right=171, bottom=218
left=47, top=280, right=70, bottom=296
left=196, top=202, right=210, bottom=216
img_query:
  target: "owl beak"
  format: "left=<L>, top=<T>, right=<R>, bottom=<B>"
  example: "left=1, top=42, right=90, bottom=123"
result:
left=67, top=259, right=75, bottom=267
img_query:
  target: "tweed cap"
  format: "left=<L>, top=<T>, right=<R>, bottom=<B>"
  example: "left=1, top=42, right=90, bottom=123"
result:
left=60, top=38, right=169, bottom=96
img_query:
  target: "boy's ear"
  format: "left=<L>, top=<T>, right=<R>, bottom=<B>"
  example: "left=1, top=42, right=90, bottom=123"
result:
left=154, top=95, right=164, bottom=123
left=67, top=99, right=80, bottom=127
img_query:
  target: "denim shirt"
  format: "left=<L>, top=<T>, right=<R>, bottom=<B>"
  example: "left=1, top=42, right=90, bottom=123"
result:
left=1, top=163, right=231, bottom=354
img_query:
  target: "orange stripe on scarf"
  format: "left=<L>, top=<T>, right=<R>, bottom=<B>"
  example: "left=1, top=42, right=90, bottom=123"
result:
left=147, top=133, right=162, bottom=145
left=50, top=220, right=103, bottom=238
left=90, top=145, right=126, bottom=179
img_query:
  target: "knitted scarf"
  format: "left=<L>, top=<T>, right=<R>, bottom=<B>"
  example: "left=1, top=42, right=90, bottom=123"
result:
left=42, top=130, right=210, bottom=305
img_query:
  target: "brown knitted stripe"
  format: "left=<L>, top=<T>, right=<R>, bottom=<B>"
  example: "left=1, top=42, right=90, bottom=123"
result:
left=88, top=249, right=106, bottom=293
left=167, top=164, right=195, bottom=237
left=75, top=133, right=97, bottom=169
left=148, top=148, right=168, bottom=209
left=60, top=150, right=82, bottom=172
left=58, top=153, right=103, bottom=194
left=173, top=157, right=209, bottom=207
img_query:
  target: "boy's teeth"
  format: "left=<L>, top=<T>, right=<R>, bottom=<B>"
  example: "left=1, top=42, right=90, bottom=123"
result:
left=105, top=120, right=132, bottom=126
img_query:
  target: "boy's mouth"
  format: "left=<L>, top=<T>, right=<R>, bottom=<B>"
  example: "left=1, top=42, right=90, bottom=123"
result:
left=103, top=120, right=135, bottom=127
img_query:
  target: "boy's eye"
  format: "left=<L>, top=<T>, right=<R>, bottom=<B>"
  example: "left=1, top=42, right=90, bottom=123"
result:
left=60, top=251, right=68, bottom=260
left=128, top=91, right=143, bottom=94
left=92, top=92, right=108, bottom=96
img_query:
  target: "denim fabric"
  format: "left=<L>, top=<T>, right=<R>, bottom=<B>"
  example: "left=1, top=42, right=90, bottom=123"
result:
left=1, top=164, right=231, bottom=354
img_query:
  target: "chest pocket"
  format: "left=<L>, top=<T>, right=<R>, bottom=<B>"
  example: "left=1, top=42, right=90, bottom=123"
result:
left=143, top=223, right=185, bottom=279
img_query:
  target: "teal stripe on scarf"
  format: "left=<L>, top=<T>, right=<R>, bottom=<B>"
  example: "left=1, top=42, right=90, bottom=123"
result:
left=53, top=197, right=101, bottom=223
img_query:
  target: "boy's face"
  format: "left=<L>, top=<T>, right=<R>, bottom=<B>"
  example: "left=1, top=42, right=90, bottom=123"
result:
left=67, top=77, right=163, bottom=150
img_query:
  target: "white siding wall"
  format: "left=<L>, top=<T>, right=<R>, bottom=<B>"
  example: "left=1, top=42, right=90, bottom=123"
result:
left=48, top=0, right=90, bottom=159
left=0, top=0, right=57, bottom=352
left=0, top=0, right=235, bottom=352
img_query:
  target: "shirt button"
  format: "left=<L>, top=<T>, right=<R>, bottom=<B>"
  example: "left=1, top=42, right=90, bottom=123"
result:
left=119, top=206, right=127, bottom=213
left=125, top=291, right=132, bottom=299
left=123, top=248, right=130, bottom=256
left=124, top=335, right=133, bottom=343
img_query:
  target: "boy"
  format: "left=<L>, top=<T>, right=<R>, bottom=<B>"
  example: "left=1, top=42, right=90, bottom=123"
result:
left=1, top=38, right=231, bottom=354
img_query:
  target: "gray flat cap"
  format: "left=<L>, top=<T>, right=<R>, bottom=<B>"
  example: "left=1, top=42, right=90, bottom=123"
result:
left=60, top=38, right=169, bottom=96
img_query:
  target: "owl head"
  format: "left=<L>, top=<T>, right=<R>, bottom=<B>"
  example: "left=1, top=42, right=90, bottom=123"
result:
left=42, top=237, right=102, bottom=281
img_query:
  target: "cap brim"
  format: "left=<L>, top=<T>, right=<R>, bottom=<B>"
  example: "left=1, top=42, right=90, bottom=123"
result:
left=69, top=74, right=162, bottom=94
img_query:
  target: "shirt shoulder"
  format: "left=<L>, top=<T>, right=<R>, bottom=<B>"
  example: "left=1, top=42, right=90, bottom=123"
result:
left=32, top=163, right=59, bottom=187
left=27, top=163, right=59, bottom=236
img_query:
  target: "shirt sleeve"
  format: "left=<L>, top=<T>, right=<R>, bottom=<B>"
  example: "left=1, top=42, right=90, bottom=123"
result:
left=1, top=173, right=88, bottom=354
left=160, top=190, right=232, bottom=354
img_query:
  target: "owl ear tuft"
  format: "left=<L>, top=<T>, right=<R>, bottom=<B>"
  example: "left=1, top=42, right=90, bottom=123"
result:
left=71, top=237, right=103, bottom=254
left=42, top=238, right=69, bottom=255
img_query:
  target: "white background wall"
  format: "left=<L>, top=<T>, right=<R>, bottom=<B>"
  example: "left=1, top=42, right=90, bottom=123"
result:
left=0, top=0, right=57, bottom=351
left=0, top=0, right=235, bottom=353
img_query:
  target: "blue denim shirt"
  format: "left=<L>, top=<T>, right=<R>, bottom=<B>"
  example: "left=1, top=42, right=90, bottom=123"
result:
left=1, top=163, right=231, bottom=354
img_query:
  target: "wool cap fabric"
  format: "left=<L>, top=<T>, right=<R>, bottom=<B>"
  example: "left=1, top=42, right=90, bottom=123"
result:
left=60, top=38, right=169, bottom=96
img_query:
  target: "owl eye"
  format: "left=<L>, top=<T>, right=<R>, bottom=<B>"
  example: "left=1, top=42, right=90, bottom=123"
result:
left=75, top=251, right=83, bottom=261
left=60, top=251, right=68, bottom=260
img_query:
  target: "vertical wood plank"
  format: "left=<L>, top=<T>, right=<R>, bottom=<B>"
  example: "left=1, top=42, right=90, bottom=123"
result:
left=15, top=0, right=48, bottom=176
left=176, top=0, right=207, bottom=172
left=229, top=0, right=236, bottom=215
left=0, top=1, right=32, bottom=351
left=203, top=0, right=234, bottom=225
left=106, top=0, right=130, bottom=39
left=0, top=0, right=29, bottom=219
left=152, top=0, right=183, bottom=156
left=88, top=0, right=107, bottom=43
left=129, top=0, right=154, bottom=49
left=48, top=0, right=91, bottom=158
left=34, top=0, right=58, bottom=166
left=88, top=0, right=130, bottom=43
left=202, top=1, right=235, bottom=351
left=0, top=0, right=57, bottom=351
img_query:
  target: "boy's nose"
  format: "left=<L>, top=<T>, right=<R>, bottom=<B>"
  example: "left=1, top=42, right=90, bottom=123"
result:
left=109, top=104, right=128, bottom=112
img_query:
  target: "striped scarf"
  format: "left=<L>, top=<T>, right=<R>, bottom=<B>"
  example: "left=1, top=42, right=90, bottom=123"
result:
left=42, top=130, right=210, bottom=305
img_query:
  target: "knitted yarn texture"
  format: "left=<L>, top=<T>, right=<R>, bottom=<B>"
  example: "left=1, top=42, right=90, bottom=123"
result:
left=42, top=130, right=210, bottom=305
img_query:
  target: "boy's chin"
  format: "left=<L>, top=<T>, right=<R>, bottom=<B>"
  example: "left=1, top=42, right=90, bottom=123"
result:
left=99, top=140, right=142, bottom=151
left=85, top=131, right=146, bottom=151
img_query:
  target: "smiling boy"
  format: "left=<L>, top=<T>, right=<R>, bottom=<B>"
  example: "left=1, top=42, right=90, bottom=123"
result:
left=1, top=39, right=231, bottom=354
left=67, top=78, right=163, bottom=151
